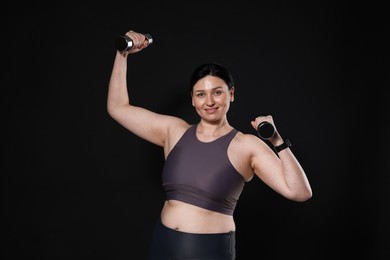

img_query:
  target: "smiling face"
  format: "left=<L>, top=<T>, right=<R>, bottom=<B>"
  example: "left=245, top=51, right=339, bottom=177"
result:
left=191, top=75, right=235, bottom=123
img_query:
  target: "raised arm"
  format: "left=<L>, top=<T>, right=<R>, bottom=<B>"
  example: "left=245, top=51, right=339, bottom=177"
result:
left=107, top=30, right=188, bottom=147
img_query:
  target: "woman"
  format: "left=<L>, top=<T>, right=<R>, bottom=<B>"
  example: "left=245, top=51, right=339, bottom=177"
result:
left=107, top=30, right=312, bottom=260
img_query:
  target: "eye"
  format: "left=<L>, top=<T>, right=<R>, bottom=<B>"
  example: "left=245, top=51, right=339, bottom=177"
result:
left=213, top=90, right=222, bottom=95
left=196, top=93, right=205, bottom=97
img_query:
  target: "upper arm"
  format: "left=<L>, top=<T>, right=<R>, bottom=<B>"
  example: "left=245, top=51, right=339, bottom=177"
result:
left=108, top=104, right=189, bottom=147
left=247, top=135, right=288, bottom=194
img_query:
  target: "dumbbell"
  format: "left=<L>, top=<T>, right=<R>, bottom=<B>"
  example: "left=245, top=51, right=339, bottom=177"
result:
left=115, top=33, right=153, bottom=52
left=257, top=121, right=275, bottom=140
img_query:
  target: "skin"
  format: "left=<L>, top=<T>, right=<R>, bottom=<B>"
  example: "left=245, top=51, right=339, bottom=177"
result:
left=107, top=30, right=312, bottom=234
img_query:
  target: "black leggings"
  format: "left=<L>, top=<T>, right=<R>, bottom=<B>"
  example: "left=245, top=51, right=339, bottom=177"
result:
left=148, top=218, right=236, bottom=260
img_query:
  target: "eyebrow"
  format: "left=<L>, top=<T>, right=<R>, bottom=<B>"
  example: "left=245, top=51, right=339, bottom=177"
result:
left=194, top=86, right=224, bottom=93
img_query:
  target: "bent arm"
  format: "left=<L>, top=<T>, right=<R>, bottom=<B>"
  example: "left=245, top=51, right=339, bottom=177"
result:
left=107, top=51, right=162, bottom=143
left=249, top=116, right=312, bottom=201
left=251, top=135, right=312, bottom=202
left=107, top=33, right=187, bottom=147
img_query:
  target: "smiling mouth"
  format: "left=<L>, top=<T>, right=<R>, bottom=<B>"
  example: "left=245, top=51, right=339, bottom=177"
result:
left=205, top=108, right=218, bottom=113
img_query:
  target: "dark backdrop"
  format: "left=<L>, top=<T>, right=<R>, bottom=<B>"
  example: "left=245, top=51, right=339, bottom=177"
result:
left=3, top=1, right=389, bottom=259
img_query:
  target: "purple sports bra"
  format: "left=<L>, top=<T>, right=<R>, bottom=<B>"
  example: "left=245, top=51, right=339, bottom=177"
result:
left=161, top=124, right=245, bottom=215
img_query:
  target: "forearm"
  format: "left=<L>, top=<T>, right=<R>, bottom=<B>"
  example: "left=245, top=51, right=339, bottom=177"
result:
left=107, top=51, right=130, bottom=115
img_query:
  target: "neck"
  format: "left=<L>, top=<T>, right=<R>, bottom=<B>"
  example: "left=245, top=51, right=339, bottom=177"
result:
left=197, top=120, right=232, bottom=137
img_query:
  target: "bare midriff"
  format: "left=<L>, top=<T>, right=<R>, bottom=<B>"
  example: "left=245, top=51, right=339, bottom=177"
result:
left=160, top=200, right=236, bottom=234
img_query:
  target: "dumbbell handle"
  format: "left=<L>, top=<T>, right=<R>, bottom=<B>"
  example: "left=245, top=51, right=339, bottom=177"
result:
left=257, top=121, right=275, bottom=140
left=115, top=33, right=153, bottom=52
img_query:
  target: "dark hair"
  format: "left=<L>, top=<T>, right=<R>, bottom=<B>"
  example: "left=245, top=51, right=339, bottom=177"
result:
left=189, top=63, right=234, bottom=92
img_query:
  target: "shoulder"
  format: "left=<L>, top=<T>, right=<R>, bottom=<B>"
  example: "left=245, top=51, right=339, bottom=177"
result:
left=228, top=130, right=270, bottom=180
left=232, top=130, right=271, bottom=153
left=168, top=118, right=191, bottom=135
left=156, top=114, right=190, bottom=137
left=233, top=130, right=263, bottom=145
left=165, top=120, right=192, bottom=154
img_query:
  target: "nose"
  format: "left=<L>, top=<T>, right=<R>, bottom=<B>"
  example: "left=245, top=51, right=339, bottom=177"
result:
left=206, top=94, right=215, bottom=106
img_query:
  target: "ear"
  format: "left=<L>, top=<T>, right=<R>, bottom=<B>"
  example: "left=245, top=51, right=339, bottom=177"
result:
left=230, top=87, right=235, bottom=102
left=191, top=92, right=195, bottom=106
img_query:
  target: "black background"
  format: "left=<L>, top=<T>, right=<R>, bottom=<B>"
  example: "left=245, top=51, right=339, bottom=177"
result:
left=3, top=1, right=389, bottom=259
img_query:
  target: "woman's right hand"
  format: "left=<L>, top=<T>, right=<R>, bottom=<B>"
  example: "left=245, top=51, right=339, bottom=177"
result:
left=121, top=30, right=150, bottom=55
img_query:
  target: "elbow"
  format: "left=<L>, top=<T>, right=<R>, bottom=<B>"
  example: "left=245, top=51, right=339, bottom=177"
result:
left=107, top=102, right=131, bottom=123
left=107, top=105, right=121, bottom=123
left=287, top=187, right=313, bottom=202
left=293, top=189, right=313, bottom=202
left=107, top=104, right=115, bottom=118
left=106, top=106, right=115, bottom=120
left=107, top=100, right=113, bottom=115
left=107, top=101, right=121, bottom=120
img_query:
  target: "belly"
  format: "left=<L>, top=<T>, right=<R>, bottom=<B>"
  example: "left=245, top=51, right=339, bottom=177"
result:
left=160, top=200, right=236, bottom=233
